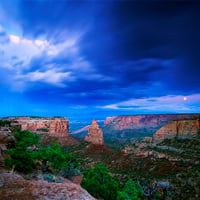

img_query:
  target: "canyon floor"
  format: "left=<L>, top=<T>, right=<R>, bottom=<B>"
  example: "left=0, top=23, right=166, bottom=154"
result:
left=62, top=135, right=200, bottom=200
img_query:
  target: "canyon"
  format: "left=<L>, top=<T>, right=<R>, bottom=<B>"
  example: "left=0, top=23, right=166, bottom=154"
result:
left=122, top=118, right=200, bottom=164
left=71, top=114, right=200, bottom=141
left=102, top=113, right=200, bottom=138
left=1, top=114, right=200, bottom=200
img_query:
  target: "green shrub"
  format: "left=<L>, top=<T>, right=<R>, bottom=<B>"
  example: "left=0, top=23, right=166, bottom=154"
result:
left=0, top=120, right=11, bottom=127
left=61, top=153, right=80, bottom=177
left=11, top=125, right=21, bottom=133
left=81, top=163, right=119, bottom=200
left=43, top=173, right=55, bottom=182
left=34, top=141, right=79, bottom=175
left=117, top=179, right=143, bottom=200
left=198, top=129, right=200, bottom=137
left=5, top=130, right=39, bottom=173
left=14, top=130, right=39, bottom=149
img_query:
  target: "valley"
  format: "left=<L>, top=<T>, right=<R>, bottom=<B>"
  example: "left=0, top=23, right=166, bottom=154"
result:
left=0, top=114, right=200, bottom=199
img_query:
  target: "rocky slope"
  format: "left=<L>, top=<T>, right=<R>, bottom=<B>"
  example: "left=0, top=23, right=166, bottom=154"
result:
left=102, top=114, right=200, bottom=138
left=0, top=173, right=96, bottom=200
left=1, top=117, right=69, bottom=137
left=153, top=119, right=200, bottom=143
left=85, top=120, right=104, bottom=145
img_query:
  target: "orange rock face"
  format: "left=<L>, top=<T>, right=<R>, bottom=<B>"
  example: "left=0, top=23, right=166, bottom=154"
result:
left=103, top=114, right=200, bottom=138
left=85, top=120, right=104, bottom=145
left=9, top=117, right=69, bottom=137
left=153, top=119, right=200, bottom=143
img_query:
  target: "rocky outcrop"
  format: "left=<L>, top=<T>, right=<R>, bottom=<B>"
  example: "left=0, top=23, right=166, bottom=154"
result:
left=2, top=117, right=69, bottom=137
left=85, top=120, right=104, bottom=145
left=0, top=173, right=96, bottom=200
left=0, top=130, right=16, bottom=166
left=153, top=119, right=200, bottom=143
left=103, top=114, right=200, bottom=138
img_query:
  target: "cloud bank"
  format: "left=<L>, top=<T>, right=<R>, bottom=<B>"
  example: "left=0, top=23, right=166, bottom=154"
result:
left=0, top=0, right=199, bottom=118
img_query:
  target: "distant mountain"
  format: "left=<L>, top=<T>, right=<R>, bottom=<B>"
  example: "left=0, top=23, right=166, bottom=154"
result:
left=71, top=125, right=90, bottom=138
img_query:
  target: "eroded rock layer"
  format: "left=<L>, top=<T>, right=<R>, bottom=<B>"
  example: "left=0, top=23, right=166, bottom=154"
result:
left=153, top=119, right=200, bottom=143
left=103, top=114, right=200, bottom=138
left=85, top=120, right=104, bottom=145
left=2, top=117, right=69, bottom=137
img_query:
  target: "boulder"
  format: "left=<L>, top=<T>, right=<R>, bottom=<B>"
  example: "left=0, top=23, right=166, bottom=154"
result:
left=0, top=173, right=96, bottom=200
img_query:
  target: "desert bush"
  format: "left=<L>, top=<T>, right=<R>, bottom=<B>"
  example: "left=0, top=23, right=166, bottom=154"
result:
left=5, top=130, right=39, bottom=173
left=81, top=163, right=119, bottom=200
left=34, top=141, right=79, bottom=175
left=5, top=148, right=35, bottom=173
left=14, top=130, right=39, bottom=149
left=0, top=120, right=11, bottom=127
left=60, top=153, right=80, bottom=177
left=117, top=179, right=143, bottom=200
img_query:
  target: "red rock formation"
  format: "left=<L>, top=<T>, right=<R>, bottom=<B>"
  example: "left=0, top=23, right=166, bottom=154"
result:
left=153, top=119, right=200, bottom=143
left=85, top=120, right=104, bottom=145
left=103, top=114, right=200, bottom=138
left=0, top=173, right=96, bottom=200
left=6, top=117, right=69, bottom=137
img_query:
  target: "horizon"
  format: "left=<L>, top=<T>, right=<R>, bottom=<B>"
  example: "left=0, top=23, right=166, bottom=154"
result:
left=0, top=0, right=200, bottom=117
left=1, top=112, right=200, bottom=123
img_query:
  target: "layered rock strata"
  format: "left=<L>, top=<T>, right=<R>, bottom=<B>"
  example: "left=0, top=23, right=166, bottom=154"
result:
left=85, top=120, right=104, bottom=145
left=153, top=119, right=200, bottom=143
left=103, top=114, right=200, bottom=138
left=2, top=117, right=69, bottom=137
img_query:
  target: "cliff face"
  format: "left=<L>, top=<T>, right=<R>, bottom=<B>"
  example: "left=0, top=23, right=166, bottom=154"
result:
left=7, top=117, right=69, bottom=137
left=153, top=119, right=200, bottom=143
left=103, top=114, right=200, bottom=138
left=85, top=120, right=104, bottom=145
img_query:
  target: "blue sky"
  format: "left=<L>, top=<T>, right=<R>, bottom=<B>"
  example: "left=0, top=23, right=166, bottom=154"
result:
left=0, top=0, right=200, bottom=120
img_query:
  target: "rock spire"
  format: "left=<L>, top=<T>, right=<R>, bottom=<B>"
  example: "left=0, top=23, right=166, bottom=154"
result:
left=85, top=120, right=104, bottom=145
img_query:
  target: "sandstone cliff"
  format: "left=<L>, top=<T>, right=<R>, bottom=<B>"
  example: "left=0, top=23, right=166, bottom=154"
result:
left=5, top=117, right=69, bottom=137
left=103, top=114, right=200, bottom=138
left=153, top=119, right=200, bottom=143
left=85, top=120, right=104, bottom=145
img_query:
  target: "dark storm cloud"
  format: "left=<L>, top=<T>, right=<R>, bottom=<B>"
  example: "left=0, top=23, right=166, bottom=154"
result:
left=0, top=0, right=200, bottom=116
left=18, top=0, right=200, bottom=99
left=80, top=0, right=200, bottom=91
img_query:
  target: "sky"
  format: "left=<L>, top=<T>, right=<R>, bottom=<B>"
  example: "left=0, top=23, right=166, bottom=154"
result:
left=0, top=0, right=200, bottom=120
